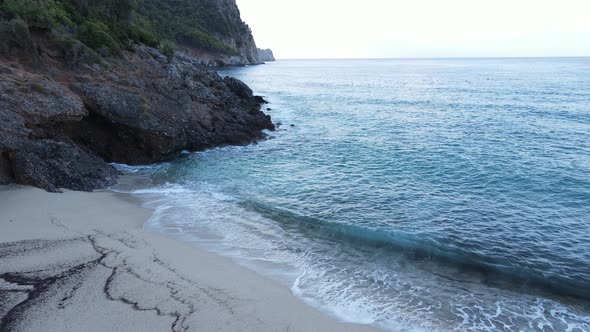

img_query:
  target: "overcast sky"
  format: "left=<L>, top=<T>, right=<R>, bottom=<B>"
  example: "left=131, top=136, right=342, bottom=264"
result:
left=235, top=0, right=590, bottom=59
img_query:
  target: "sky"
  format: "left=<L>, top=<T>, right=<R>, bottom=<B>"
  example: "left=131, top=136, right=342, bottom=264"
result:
left=235, top=0, right=590, bottom=59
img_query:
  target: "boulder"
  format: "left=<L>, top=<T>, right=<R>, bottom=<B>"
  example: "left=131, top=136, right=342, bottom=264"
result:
left=9, top=140, right=118, bottom=192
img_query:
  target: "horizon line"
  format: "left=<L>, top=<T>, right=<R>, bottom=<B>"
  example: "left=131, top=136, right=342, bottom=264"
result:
left=272, top=55, right=590, bottom=61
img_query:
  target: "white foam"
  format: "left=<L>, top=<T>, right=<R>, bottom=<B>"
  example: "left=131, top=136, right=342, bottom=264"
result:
left=114, top=180, right=590, bottom=332
left=111, top=162, right=163, bottom=173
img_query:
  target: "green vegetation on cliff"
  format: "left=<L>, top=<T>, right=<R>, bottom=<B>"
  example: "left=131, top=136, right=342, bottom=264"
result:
left=136, top=0, right=243, bottom=54
left=0, top=0, right=241, bottom=55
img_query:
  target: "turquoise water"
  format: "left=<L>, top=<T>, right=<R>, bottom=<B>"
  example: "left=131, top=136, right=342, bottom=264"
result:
left=116, top=58, right=590, bottom=331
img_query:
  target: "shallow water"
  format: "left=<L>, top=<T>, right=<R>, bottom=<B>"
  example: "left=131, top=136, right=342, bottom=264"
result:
left=114, top=58, right=590, bottom=331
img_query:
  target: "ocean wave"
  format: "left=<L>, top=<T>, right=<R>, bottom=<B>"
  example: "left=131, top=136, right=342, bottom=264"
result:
left=114, top=180, right=590, bottom=331
left=244, top=201, right=590, bottom=302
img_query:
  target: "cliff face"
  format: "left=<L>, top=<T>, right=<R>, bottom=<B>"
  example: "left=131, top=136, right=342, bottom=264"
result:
left=1, top=0, right=270, bottom=67
left=258, top=49, right=276, bottom=62
left=146, top=0, right=268, bottom=66
left=210, top=0, right=263, bottom=65
left=0, top=32, right=274, bottom=191
left=177, top=0, right=275, bottom=66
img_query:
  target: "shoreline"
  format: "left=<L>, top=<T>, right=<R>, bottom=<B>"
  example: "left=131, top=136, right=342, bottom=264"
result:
left=0, top=185, right=378, bottom=331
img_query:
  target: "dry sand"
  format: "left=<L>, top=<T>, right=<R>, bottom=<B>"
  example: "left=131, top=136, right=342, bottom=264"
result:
left=0, top=185, right=378, bottom=332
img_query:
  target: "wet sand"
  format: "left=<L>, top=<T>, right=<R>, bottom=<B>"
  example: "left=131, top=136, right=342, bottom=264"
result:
left=0, top=185, right=377, bottom=332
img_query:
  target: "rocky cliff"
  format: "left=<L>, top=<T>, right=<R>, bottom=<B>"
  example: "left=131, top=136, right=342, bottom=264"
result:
left=0, top=28, right=274, bottom=192
left=209, top=0, right=263, bottom=65
left=136, top=0, right=267, bottom=66
left=258, top=49, right=276, bottom=62
left=175, top=0, right=275, bottom=65
left=0, top=0, right=270, bottom=66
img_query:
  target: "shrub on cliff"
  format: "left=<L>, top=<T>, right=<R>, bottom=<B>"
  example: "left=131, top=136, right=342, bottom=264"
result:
left=8, top=18, right=32, bottom=49
left=1, top=0, right=74, bottom=29
left=129, top=17, right=160, bottom=48
left=135, top=0, right=240, bottom=55
left=1, top=0, right=132, bottom=53
left=176, top=29, right=238, bottom=55
left=0, top=0, right=242, bottom=56
left=77, top=20, right=120, bottom=54
left=0, top=17, right=38, bottom=58
left=159, top=39, right=175, bottom=59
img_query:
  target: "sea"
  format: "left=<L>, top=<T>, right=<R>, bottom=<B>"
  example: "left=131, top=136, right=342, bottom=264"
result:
left=114, top=58, right=590, bottom=331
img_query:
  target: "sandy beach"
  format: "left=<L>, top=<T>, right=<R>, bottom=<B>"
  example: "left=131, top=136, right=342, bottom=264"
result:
left=0, top=185, right=377, bottom=332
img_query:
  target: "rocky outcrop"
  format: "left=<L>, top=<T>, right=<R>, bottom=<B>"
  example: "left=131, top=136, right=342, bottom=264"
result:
left=0, top=64, right=119, bottom=191
left=182, top=0, right=277, bottom=66
left=209, top=0, right=263, bottom=65
left=0, top=36, right=274, bottom=192
left=258, top=49, right=275, bottom=62
left=137, top=0, right=268, bottom=67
